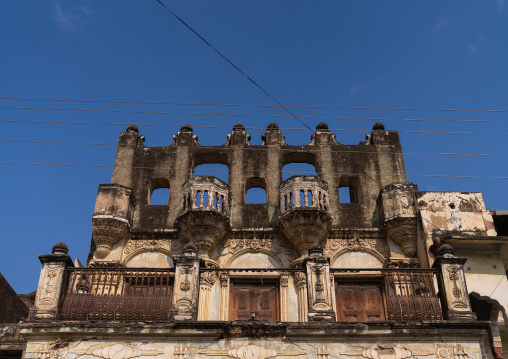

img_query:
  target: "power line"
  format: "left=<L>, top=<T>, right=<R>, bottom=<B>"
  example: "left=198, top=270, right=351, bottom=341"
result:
left=2, top=118, right=508, bottom=135
left=152, top=0, right=313, bottom=132
left=3, top=105, right=508, bottom=124
left=3, top=97, right=508, bottom=114
left=1, top=162, right=507, bottom=179
left=2, top=139, right=508, bottom=158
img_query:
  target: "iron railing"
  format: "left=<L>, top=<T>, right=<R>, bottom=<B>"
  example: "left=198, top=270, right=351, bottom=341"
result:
left=59, top=267, right=442, bottom=322
left=61, top=268, right=174, bottom=321
left=383, top=270, right=442, bottom=321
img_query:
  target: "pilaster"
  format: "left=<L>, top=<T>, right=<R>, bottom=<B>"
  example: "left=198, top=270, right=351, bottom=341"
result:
left=433, top=244, right=477, bottom=321
left=293, top=271, right=308, bottom=322
left=169, top=244, right=201, bottom=321
left=30, top=242, right=73, bottom=321
left=304, top=246, right=335, bottom=322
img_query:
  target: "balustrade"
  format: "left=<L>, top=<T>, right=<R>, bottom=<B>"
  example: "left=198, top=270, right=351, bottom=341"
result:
left=57, top=267, right=443, bottom=322
left=181, top=176, right=229, bottom=215
left=280, top=176, right=329, bottom=214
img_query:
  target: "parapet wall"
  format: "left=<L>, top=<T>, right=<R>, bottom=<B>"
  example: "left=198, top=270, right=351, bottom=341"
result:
left=109, top=122, right=406, bottom=231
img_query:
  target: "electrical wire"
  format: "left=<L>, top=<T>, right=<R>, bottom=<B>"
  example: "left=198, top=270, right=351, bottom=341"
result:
left=152, top=0, right=313, bottom=132
left=4, top=105, right=508, bottom=124
left=2, top=119, right=508, bottom=135
left=2, top=139, right=508, bottom=158
left=0, top=162, right=507, bottom=179
left=4, top=97, right=508, bottom=114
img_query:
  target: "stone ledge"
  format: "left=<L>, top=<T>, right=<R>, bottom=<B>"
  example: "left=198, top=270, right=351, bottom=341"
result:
left=20, top=320, right=490, bottom=340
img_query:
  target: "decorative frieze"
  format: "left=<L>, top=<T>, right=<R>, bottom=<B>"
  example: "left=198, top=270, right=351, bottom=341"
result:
left=124, top=239, right=173, bottom=255
left=325, top=236, right=388, bottom=259
left=199, top=344, right=305, bottom=358
left=215, top=235, right=297, bottom=264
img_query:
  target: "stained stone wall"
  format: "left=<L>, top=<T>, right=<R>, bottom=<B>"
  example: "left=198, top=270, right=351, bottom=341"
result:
left=21, top=322, right=488, bottom=359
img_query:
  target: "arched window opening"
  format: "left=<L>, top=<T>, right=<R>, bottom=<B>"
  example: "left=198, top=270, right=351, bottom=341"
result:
left=245, top=177, right=267, bottom=204
left=195, top=190, right=202, bottom=207
left=193, top=163, right=229, bottom=183
left=246, top=187, right=267, bottom=204
left=299, top=190, right=305, bottom=206
left=149, top=178, right=170, bottom=205
left=282, top=163, right=317, bottom=181
left=203, top=190, right=209, bottom=207
left=307, top=190, right=313, bottom=206
left=338, top=177, right=360, bottom=204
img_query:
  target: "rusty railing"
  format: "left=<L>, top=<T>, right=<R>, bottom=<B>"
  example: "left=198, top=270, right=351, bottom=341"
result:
left=61, top=268, right=174, bottom=321
left=383, top=269, right=442, bottom=321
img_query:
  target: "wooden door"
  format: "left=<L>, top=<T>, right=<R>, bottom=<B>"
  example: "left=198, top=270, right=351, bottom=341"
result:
left=335, top=283, right=385, bottom=322
left=229, top=282, right=279, bottom=321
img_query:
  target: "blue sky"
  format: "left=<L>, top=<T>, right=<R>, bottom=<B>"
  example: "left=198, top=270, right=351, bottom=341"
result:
left=1, top=1, right=508, bottom=293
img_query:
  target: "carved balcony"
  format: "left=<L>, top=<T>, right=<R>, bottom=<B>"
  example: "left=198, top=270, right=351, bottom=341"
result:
left=92, top=184, right=135, bottom=259
left=377, top=182, right=418, bottom=257
left=279, top=176, right=332, bottom=265
left=176, top=176, right=230, bottom=258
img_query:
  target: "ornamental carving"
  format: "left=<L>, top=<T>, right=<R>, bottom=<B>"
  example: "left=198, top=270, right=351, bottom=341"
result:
left=293, top=271, right=306, bottom=287
left=180, top=279, right=191, bottom=291
left=199, top=344, right=305, bottom=359
left=176, top=211, right=230, bottom=259
left=36, top=342, right=163, bottom=359
left=200, top=271, right=218, bottom=287
left=74, top=344, right=163, bottom=359
left=325, top=236, right=388, bottom=258
left=124, top=239, right=173, bottom=256
left=92, top=218, right=130, bottom=259
left=382, top=217, right=418, bottom=257
left=279, top=209, right=332, bottom=259
left=217, top=237, right=294, bottom=258
left=340, top=344, right=434, bottom=358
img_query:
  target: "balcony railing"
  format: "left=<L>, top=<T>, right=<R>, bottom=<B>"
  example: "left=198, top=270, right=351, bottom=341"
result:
left=61, top=268, right=174, bottom=321
left=59, top=267, right=442, bottom=322
left=280, top=175, right=329, bottom=214
left=180, top=176, right=229, bottom=215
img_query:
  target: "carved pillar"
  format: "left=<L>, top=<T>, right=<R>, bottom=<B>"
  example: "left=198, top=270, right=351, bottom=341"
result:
left=198, top=270, right=217, bottom=321
left=293, top=271, right=308, bottom=322
left=304, top=246, right=335, bottom=322
left=170, top=243, right=201, bottom=321
left=219, top=272, right=230, bottom=321
left=330, top=273, right=336, bottom=314
left=280, top=272, right=290, bottom=322
left=30, top=242, right=74, bottom=320
left=432, top=244, right=477, bottom=321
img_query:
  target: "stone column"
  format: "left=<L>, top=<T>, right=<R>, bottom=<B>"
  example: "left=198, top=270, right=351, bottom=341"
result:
left=219, top=272, right=229, bottom=321
left=30, top=242, right=74, bottom=321
left=304, top=246, right=335, bottom=322
left=198, top=270, right=217, bottom=321
left=170, top=243, right=201, bottom=321
left=293, top=271, right=308, bottom=322
left=432, top=244, right=477, bottom=321
left=280, top=272, right=290, bottom=322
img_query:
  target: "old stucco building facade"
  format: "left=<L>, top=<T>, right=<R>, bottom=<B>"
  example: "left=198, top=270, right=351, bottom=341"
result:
left=10, top=122, right=508, bottom=358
